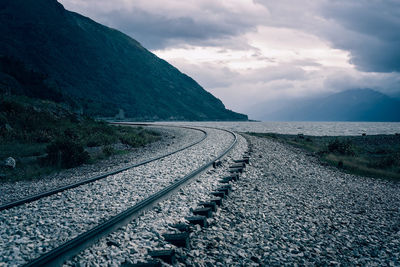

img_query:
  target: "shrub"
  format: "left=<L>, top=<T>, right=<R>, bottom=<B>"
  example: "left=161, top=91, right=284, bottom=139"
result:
left=338, top=161, right=344, bottom=168
left=63, top=128, right=79, bottom=140
left=368, top=154, right=400, bottom=169
left=86, top=133, right=116, bottom=147
left=120, top=133, right=146, bottom=147
left=102, top=145, right=115, bottom=156
left=34, top=130, right=52, bottom=143
left=45, top=139, right=89, bottom=168
left=327, top=139, right=355, bottom=156
left=0, top=112, right=8, bottom=125
left=119, top=129, right=160, bottom=148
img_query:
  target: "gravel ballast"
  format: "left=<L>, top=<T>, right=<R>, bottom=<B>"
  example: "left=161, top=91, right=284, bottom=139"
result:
left=178, top=134, right=400, bottom=266
left=2, top=129, right=399, bottom=266
left=64, top=133, right=248, bottom=266
left=0, top=127, right=233, bottom=265
left=0, top=126, right=202, bottom=205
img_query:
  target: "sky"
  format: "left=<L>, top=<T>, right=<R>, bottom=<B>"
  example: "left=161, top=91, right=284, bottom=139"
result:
left=59, top=0, right=400, bottom=117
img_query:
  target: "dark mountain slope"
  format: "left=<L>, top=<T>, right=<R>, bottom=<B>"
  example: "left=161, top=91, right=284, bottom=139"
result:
left=0, top=0, right=247, bottom=120
left=257, top=89, right=400, bottom=122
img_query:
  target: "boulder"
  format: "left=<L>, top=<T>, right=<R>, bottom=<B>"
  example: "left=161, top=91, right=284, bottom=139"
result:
left=4, top=157, right=16, bottom=169
left=5, top=124, right=13, bottom=132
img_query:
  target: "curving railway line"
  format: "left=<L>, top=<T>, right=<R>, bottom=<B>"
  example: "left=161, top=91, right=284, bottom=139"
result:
left=0, top=125, right=207, bottom=211
left=0, top=125, right=244, bottom=266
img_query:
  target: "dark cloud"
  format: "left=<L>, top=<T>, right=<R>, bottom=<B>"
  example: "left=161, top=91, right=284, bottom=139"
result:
left=62, top=0, right=266, bottom=50
left=103, top=8, right=256, bottom=49
left=64, top=0, right=400, bottom=72
left=254, top=0, right=400, bottom=73
left=319, top=0, right=400, bottom=72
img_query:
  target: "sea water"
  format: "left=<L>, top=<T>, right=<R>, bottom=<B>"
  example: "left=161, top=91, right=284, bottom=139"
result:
left=156, top=121, right=400, bottom=136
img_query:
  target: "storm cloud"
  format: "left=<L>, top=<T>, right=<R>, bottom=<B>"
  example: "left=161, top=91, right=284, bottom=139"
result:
left=103, top=8, right=256, bottom=50
left=254, top=0, right=400, bottom=73
left=61, top=0, right=266, bottom=49
left=319, top=0, right=400, bottom=72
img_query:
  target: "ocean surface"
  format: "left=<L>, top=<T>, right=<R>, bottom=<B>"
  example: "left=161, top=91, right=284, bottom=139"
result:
left=155, top=121, right=400, bottom=136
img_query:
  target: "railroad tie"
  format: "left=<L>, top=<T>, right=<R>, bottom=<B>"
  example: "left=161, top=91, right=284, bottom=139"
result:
left=186, top=215, right=208, bottom=227
left=148, top=250, right=176, bottom=265
left=210, top=197, right=223, bottom=206
left=233, top=157, right=249, bottom=164
left=217, top=186, right=230, bottom=196
left=229, top=162, right=246, bottom=169
left=228, top=167, right=243, bottom=173
left=231, top=173, right=240, bottom=181
left=211, top=191, right=225, bottom=199
left=199, top=201, right=217, bottom=212
left=219, top=184, right=233, bottom=191
left=192, top=207, right=213, bottom=218
left=220, top=174, right=238, bottom=183
left=219, top=177, right=232, bottom=183
left=162, top=232, right=190, bottom=249
left=171, top=223, right=190, bottom=232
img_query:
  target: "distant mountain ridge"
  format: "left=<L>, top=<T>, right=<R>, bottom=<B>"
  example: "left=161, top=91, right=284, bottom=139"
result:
left=254, top=89, right=400, bottom=122
left=0, top=0, right=247, bottom=121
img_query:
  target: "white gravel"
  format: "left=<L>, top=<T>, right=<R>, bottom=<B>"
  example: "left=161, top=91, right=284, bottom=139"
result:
left=3, top=129, right=398, bottom=266
left=0, top=126, right=202, bottom=205
left=64, top=133, right=248, bottom=266
left=178, top=134, right=400, bottom=266
left=0, top=127, right=233, bottom=266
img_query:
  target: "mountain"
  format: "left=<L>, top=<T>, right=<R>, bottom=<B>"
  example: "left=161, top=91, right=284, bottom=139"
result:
left=0, top=0, right=247, bottom=121
left=252, top=89, right=400, bottom=122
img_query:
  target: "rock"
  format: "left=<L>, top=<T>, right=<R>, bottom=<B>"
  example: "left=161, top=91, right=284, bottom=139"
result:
left=250, top=256, right=261, bottom=263
left=5, top=124, right=13, bottom=132
left=4, top=157, right=16, bottom=169
left=106, top=240, right=120, bottom=247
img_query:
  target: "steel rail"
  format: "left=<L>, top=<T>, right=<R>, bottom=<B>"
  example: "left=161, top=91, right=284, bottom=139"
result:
left=0, top=125, right=207, bottom=211
left=23, top=126, right=237, bottom=267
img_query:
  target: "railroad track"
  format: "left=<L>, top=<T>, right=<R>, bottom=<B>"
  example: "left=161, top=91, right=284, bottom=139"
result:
left=0, top=124, right=206, bottom=211
left=0, top=125, right=239, bottom=266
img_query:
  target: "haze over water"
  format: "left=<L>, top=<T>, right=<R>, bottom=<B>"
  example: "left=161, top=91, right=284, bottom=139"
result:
left=157, top=121, right=400, bottom=136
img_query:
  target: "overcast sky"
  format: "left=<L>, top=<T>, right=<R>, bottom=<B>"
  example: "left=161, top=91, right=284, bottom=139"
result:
left=60, top=0, right=400, bottom=116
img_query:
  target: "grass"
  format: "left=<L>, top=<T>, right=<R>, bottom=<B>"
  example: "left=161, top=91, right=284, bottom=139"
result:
left=0, top=94, right=161, bottom=181
left=0, top=142, right=48, bottom=158
left=248, top=132, right=400, bottom=181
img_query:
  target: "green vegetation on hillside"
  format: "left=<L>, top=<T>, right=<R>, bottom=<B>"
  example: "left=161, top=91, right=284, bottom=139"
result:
left=0, top=0, right=248, bottom=121
left=248, top=132, right=400, bottom=180
left=0, top=56, right=75, bottom=106
left=0, top=94, right=161, bottom=181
